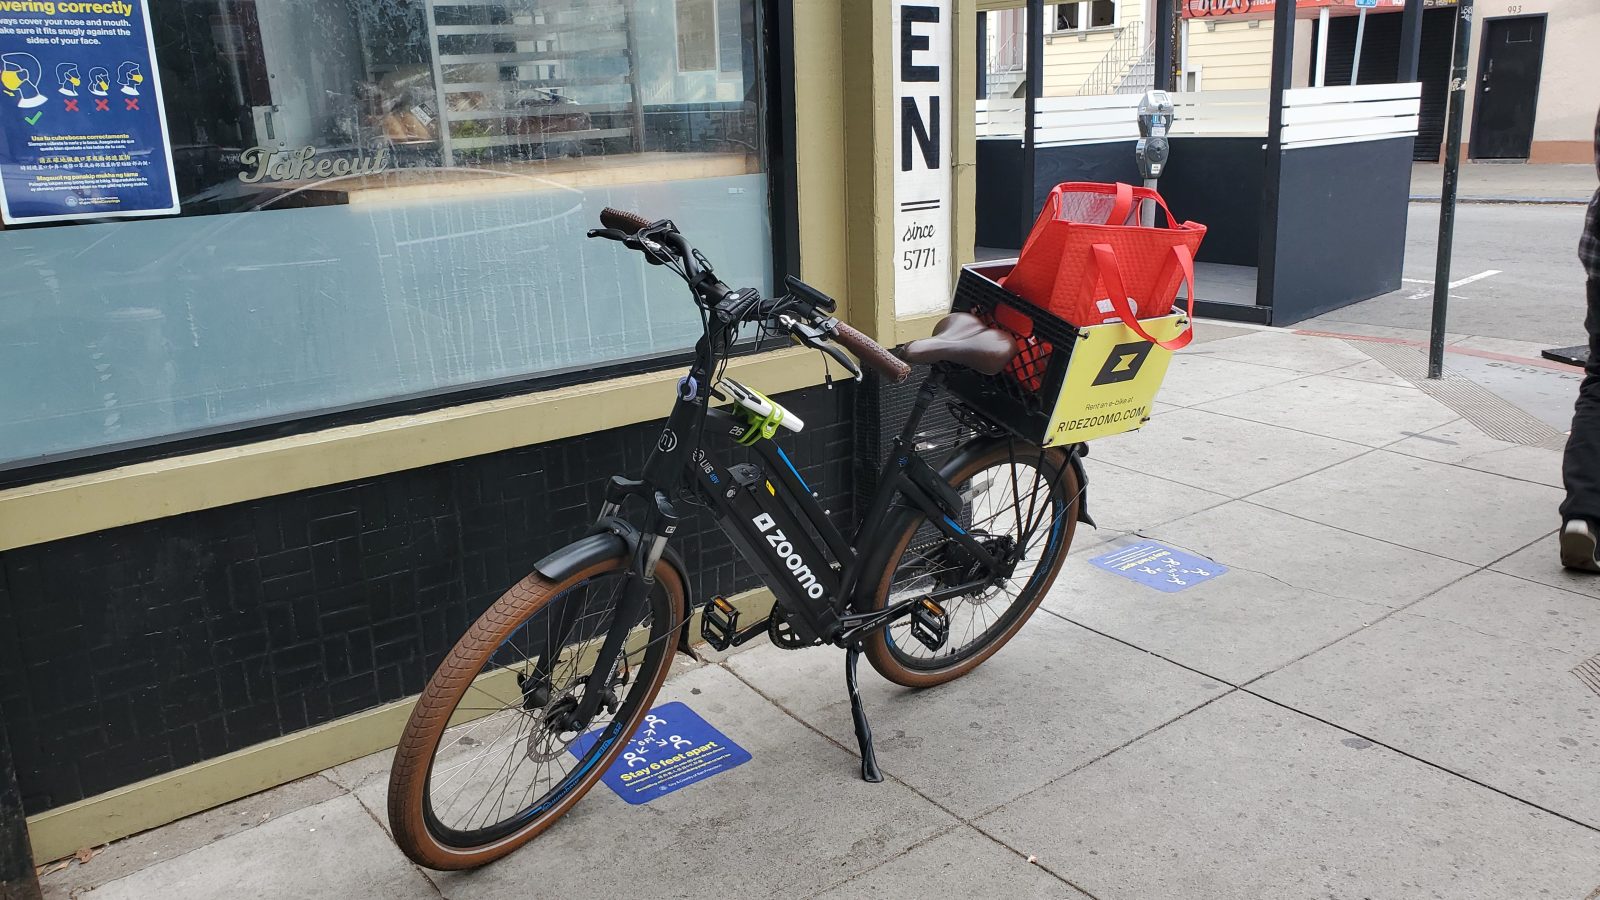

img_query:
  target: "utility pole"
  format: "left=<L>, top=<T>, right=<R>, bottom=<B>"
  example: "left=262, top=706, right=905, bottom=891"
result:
left=1153, top=0, right=1174, bottom=91
left=1429, top=0, right=1474, bottom=379
left=1021, top=0, right=1045, bottom=239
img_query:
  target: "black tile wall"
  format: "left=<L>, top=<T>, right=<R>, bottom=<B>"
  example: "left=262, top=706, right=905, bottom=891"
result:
left=0, top=383, right=857, bottom=814
left=854, top=369, right=969, bottom=515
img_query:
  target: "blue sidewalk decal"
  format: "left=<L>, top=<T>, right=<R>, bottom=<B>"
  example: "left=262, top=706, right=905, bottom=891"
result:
left=570, top=701, right=750, bottom=805
left=1089, top=541, right=1227, bottom=593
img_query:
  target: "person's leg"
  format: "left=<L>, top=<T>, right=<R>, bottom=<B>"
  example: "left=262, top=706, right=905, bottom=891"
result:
left=1559, top=277, right=1600, bottom=570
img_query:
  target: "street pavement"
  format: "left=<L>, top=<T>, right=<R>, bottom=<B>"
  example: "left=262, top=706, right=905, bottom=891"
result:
left=36, top=321, right=1600, bottom=899
left=1410, top=161, right=1596, bottom=204
left=1303, top=201, right=1592, bottom=349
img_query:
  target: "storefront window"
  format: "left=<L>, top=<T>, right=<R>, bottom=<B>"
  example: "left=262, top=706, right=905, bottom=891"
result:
left=0, top=0, right=773, bottom=472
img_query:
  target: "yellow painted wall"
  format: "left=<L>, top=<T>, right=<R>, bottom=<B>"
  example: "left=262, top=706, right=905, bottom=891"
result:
left=1183, top=18, right=1275, bottom=91
left=1041, top=0, right=1147, bottom=95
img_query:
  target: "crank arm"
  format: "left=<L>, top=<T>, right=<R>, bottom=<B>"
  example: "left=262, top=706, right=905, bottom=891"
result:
left=833, top=596, right=924, bottom=645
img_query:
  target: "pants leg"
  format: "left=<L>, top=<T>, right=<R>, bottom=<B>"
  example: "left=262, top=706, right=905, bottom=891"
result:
left=1560, top=277, right=1600, bottom=523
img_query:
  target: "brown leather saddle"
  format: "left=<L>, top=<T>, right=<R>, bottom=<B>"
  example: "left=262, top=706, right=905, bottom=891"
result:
left=900, top=312, right=1019, bottom=376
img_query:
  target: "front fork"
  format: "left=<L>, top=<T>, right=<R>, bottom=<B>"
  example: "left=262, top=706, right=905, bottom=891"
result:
left=557, top=482, right=680, bottom=732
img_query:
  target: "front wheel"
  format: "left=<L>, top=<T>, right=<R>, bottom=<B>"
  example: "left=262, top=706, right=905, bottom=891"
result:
left=863, top=440, right=1081, bottom=687
left=387, top=555, right=685, bottom=870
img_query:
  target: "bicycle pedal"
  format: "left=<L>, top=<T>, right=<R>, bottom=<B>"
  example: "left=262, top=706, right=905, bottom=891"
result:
left=909, top=598, right=949, bottom=651
left=701, top=595, right=739, bottom=652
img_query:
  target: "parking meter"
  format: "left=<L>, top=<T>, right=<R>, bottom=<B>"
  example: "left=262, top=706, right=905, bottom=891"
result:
left=1135, top=90, right=1174, bottom=226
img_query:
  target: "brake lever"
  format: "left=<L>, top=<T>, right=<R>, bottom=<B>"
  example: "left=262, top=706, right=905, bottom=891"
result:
left=780, top=314, right=862, bottom=381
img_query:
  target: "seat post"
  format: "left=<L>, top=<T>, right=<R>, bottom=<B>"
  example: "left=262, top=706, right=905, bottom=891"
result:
left=897, top=370, right=943, bottom=445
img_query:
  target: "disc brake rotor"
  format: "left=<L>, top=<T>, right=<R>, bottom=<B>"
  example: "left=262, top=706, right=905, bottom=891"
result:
left=523, top=691, right=581, bottom=762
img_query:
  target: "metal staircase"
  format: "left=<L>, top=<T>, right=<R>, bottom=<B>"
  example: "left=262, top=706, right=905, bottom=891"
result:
left=985, top=8, right=1028, bottom=100
left=1115, top=48, right=1157, bottom=95
left=1077, top=20, right=1154, bottom=96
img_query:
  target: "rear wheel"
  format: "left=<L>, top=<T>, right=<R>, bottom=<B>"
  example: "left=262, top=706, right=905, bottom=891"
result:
left=388, top=557, right=684, bottom=870
left=863, top=441, right=1080, bottom=687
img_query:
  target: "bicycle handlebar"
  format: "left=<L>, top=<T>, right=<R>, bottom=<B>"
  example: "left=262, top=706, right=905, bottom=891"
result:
left=590, top=208, right=910, bottom=383
left=599, top=207, right=653, bottom=236
left=830, top=321, right=910, bottom=384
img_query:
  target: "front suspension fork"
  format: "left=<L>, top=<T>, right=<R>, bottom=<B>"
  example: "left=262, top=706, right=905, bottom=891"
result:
left=564, top=491, right=680, bottom=731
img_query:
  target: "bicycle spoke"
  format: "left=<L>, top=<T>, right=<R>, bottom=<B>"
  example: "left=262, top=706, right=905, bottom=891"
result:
left=882, top=454, right=1071, bottom=667
left=420, top=570, right=678, bottom=844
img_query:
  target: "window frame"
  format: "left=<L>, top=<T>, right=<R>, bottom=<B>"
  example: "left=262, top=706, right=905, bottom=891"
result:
left=0, top=0, right=802, bottom=489
left=1053, top=0, right=1122, bottom=34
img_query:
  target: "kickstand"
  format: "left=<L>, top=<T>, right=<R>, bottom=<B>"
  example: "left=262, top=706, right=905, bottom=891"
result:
left=844, top=643, right=883, bottom=783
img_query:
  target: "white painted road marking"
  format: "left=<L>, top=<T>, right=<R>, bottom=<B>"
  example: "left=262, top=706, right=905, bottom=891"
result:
left=1401, top=269, right=1501, bottom=299
left=1449, top=269, right=1502, bottom=289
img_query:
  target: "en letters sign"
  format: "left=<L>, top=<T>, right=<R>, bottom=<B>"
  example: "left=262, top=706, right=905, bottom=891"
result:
left=893, top=0, right=953, bottom=317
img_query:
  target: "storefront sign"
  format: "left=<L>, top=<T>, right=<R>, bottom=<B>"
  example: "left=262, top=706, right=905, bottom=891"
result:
left=237, top=145, right=391, bottom=184
left=893, top=0, right=953, bottom=317
left=570, top=702, right=751, bottom=805
left=1183, top=0, right=1454, bottom=18
left=0, top=0, right=178, bottom=223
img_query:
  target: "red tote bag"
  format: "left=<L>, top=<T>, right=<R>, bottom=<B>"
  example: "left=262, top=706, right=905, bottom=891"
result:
left=1002, top=182, right=1206, bottom=351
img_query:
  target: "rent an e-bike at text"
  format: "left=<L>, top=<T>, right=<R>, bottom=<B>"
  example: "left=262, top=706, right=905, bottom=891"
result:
left=386, top=209, right=1089, bottom=870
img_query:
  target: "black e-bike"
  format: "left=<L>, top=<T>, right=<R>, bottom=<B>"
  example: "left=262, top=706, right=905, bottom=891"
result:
left=387, top=209, right=1087, bottom=869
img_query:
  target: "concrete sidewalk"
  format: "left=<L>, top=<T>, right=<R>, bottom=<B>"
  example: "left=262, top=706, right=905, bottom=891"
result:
left=1411, top=162, right=1596, bottom=204
left=36, top=327, right=1600, bottom=899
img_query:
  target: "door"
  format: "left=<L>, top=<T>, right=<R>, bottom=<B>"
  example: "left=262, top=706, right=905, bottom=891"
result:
left=1469, top=15, right=1546, bottom=160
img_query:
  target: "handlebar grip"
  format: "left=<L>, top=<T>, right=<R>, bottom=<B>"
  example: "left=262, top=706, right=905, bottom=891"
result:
left=832, top=322, right=911, bottom=384
left=600, top=207, right=653, bottom=236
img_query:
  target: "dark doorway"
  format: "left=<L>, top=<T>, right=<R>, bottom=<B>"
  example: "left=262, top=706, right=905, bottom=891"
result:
left=1469, top=15, right=1546, bottom=160
left=1313, top=8, right=1456, bottom=162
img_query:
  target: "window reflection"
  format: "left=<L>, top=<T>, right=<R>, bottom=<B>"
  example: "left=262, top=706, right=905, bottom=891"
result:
left=152, top=0, right=762, bottom=214
left=0, top=0, right=772, bottom=471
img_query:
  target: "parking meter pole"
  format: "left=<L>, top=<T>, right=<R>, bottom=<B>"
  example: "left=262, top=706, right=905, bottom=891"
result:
left=1136, top=91, right=1174, bottom=228
left=0, top=714, right=40, bottom=900
left=1428, top=0, right=1473, bottom=380
left=1351, top=7, right=1368, bottom=85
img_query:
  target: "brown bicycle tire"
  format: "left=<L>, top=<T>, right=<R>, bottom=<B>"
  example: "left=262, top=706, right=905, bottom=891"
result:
left=863, top=442, right=1079, bottom=688
left=387, top=557, right=685, bottom=870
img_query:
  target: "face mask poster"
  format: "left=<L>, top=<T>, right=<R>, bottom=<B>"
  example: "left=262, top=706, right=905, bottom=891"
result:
left=0, top=1, right=177, bottom=224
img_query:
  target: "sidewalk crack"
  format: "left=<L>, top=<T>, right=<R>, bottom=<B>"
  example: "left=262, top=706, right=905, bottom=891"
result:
left=727, top=660, right=1190, bottom=900
left=1400, top=610, right=1579, bottom=657
left=350, top=794, right=446, bottom=899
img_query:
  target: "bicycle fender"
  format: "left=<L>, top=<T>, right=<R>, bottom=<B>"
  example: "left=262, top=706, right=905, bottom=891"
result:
left=938, top=438, right=1094, bottom=529
left=532, top=532, right=629, bottom=582
left=532, top=522, right=694, bottom=653
left=1067, top=445, right=1094, bottom=528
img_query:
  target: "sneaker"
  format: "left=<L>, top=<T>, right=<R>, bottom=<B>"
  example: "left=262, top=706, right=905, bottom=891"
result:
left=1559, top=519, right=1600, bottom=573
